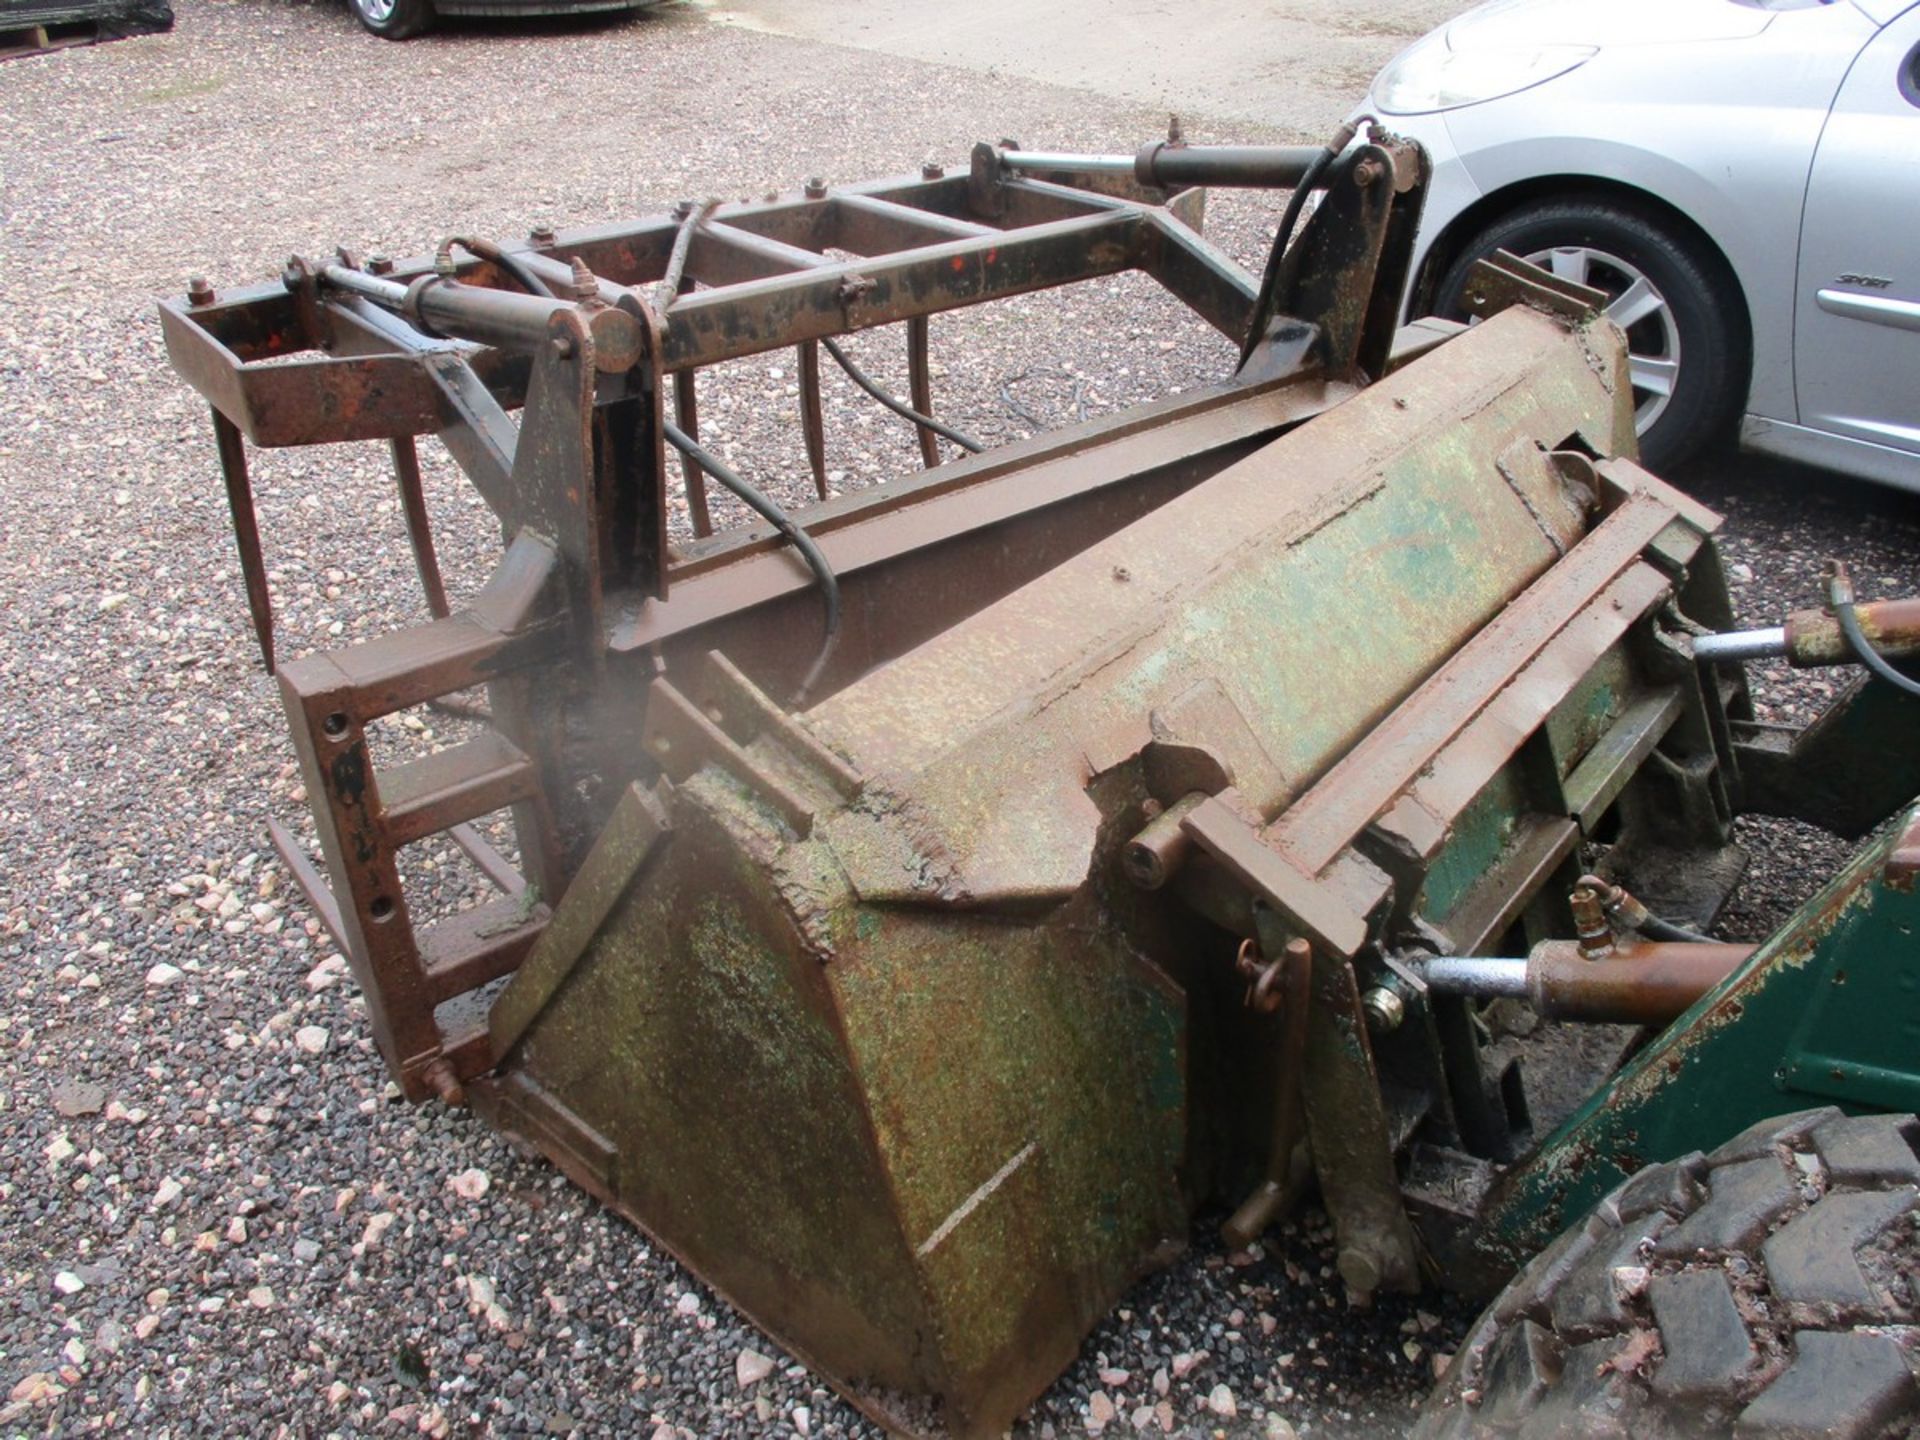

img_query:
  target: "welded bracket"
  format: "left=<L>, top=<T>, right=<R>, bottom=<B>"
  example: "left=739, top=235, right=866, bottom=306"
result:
left=1179, top=789, right=1384, bottom=958
left=1297, top=939, right=1422, bottom=1300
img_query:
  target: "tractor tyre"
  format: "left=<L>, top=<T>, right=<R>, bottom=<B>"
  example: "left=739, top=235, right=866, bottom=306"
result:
left=1417, top=1107, right=1920, bottom=1438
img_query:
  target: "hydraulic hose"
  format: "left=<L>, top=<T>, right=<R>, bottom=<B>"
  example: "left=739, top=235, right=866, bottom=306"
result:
left=662, top=421, right=840, bottom=705
left=1637, top=911, right=1716, bottom=945
left=438, top=236, right=556, bottom=299
left=822, top=337, right=984, bottom=454
left=1829, top=561, right=1920, bottom=699
left=1239, top=116, right=1365, bottom=365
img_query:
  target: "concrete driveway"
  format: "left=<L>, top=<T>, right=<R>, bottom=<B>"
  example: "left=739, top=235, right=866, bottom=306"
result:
left=695, top=0, right=1467, bottom=136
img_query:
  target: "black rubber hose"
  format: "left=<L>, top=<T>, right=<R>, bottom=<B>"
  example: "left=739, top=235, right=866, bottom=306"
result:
left=822, top=337, right=984, bottom=454
left=1239, top=117, right=1364, bottom=365
left=1638, top=912, right=1717, bottom=945
left=663, top=421, right=840, bottom=705
left=1830, top=564, right=1920, bottom=699
left=440, top=236, right=556, bottom=299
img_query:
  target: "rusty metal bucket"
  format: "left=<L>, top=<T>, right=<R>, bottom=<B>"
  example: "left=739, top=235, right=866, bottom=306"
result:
left=475, top=303, right=1677, bottom=1435
left=163, top=134, right=1775, bottom=1436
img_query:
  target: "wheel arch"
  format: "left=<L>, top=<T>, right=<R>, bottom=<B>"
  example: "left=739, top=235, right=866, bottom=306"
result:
left=1411, top=175, right=1757, bottom=367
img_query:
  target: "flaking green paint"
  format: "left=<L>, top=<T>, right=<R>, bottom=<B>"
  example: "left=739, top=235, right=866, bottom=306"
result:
left=1478, top=800, right=1920, bottom=1268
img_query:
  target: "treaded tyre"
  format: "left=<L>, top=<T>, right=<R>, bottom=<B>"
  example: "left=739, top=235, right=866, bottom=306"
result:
left=1432, top=199, right=1747, bottom=472
left=349, top=0, right=434, bottom=40
left=1417, top=1108, right=1920, bottom=1438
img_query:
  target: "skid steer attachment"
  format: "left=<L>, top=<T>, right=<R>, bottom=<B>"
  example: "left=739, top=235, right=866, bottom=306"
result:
left=164, top=129, right=1920, bottom=1437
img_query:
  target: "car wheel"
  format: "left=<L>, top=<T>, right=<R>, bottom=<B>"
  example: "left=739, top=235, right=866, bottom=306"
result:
left=350, top=0, right=434, bottom=40
left=1415, top=1108, right=1920, bottom=1439
left=1433, top=199, right=1746, bottom=471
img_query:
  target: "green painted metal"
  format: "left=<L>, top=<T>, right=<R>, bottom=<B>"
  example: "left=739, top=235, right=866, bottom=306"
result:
left=1474, top=796, right=1920, bottom=1269
left=488, top=307, right=1651, bottom=1437
left=1736, top=671, right=1920, bottom=837
left=1419, top=768, right=1526, bottom=926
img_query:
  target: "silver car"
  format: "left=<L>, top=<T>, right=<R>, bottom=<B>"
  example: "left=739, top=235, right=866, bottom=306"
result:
left=1355, top=0, right=1920, bottom=487
left=348, top=0, right=657, bottom=41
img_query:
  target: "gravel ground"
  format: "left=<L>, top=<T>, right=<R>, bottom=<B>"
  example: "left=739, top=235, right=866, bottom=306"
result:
left=3, top=4, right=1918, bottom=1439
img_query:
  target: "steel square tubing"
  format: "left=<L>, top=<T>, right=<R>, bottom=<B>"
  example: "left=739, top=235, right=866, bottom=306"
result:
left=661, top=210, right=1141, bottom=369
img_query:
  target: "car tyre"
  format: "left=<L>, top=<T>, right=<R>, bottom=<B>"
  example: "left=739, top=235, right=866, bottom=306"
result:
left=1433, top=198, right=1747, bottom=471
left=350, top=0, right=435, bottom=40
left=1415, top=1108, right=1920, bottom=1438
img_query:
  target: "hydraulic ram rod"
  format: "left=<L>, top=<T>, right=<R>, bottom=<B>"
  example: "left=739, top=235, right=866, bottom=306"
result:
left=1692, top=626, right=1788, bottom=663
left=1001, top=143, right=1324, bottom=190
left=317, top=263, right=644, bottom=373
left=1416, top=940, right=1754, bottom=1026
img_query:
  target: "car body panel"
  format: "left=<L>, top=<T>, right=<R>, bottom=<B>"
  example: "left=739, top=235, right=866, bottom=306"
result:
left=1793, top=4, right=1920, bottom=457
left=1437, top=5, right=1872, bottom=421
left=435, top=0, right=649, bottom=12
left=1446, top=0, right=1774, bottom=47
left=1358, top=0, right=1920, bottom=491
left=1853, top=0, right=1918, bottom=27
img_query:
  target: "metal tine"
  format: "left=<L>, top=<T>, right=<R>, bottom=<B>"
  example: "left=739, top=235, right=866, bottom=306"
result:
left=449, top=822, right=526, bottom=897
left=670, top=257, right=715, bottom=538
left=211, top=408, right=275, bottom=673
left=907, top=317, right=939, bottom=469
left=390, top=435, right=451, bottom=619
left=798, top=339, right=829, bottom=499
left=267, top=818, right=346, bottom=951
left=673, top=369, right=713, bottom=538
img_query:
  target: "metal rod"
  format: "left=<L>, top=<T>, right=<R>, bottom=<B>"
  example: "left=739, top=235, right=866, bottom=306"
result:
left=1002, top=144, right=1322, bottom=190
left=268, top=818, right=346, bottom=951
left=673, top=369, right=712, bottom=538
left=211, top=407, right=274, bottom=673
left=907, top=316, right=939, bottom=470
left=1222, top=936, right=1312, bottom=1249
left=1693, top=626, right=1787, bottom=663
left=317, top=263, right=409, bottom=307
left=798, top=340, right=830, bottom=499
left=317, top=263, right=642, bottom=372
left=1416, top=956, right=1529, bottom=999
left=449, top=822, right=526, bottom=896
left=390, top=435, right=450, bottom=619
left=1000, top=150, right=1138, bottom=176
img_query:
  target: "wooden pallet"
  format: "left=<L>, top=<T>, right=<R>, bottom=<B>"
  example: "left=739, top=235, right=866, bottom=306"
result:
left=0, top=0, right=172, bottom=57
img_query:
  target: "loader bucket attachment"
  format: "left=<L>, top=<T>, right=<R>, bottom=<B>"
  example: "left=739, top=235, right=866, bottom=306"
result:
left=168, top=137, right=1788, bottom=1439
left=477, top=304, right=1670, bottom=1435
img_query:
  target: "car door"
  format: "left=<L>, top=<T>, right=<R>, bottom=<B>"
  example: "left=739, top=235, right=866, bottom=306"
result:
left=1793, top=4, right=1920, bottom=461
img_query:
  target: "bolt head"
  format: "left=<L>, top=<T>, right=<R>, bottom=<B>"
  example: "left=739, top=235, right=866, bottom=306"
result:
left=1361, top=986, right=1405, bottom=1034
left=921, top=160, right=945, bottom=180
left=186, top=276, right=215, bottom=306
left=804, top=176, right=828, bottom=198
left=568, top=256, right=599, bottom=302
left=529, top=224, right=556, bottom=246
